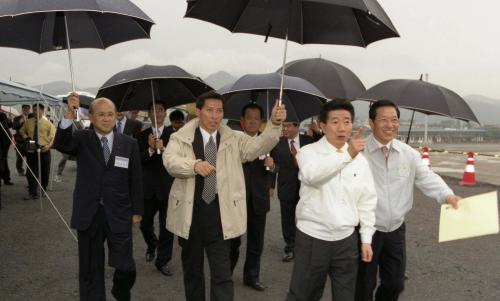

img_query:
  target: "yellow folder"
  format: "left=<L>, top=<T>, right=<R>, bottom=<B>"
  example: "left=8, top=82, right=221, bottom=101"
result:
left=439, top=191, right=499, bottom=243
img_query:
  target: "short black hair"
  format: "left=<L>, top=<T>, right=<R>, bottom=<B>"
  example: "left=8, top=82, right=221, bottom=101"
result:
left=148, top=101, right=166, bottom=112
left=169, top=109, right=185, bottom=121
left=318, top=99, right=354, bottom=124
left=22, top=104, right=30, bottom=109
left=196, top=91, right=224, bottom=109
left=368, top=99, right=400, bottom=120
left=32, top=103, right=45, bottom=110
left=241, top=103, right=263, bottom=119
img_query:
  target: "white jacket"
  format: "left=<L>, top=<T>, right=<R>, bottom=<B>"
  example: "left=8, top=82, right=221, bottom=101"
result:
left=296, top=137, right=377, bottom=243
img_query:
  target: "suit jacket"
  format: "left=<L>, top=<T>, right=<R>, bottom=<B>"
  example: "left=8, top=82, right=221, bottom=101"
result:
left=271, top=134, right=314, bottom=201
left=0, top=112, right=12, bottom=151
left=54, top=126, right=143, bottom=233
left=12, top=115, right=26, bottom=143
left=137, top=127, right=174, bottom=200
left=243, top=155, right=271, bottom=215
left=122, top=119, right=142, bottom=138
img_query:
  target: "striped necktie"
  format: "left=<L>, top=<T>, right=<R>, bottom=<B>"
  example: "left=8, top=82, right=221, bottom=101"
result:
left=202, top=136, right=217, bottom=203
left=101, top=136, right=111, bottom=164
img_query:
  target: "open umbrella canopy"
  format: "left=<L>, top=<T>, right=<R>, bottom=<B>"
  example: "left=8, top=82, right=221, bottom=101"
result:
left=218, top=72, right=327, bottom=122
left=97, top=65, right=213, bottom=111
left=278, top=57, right=366, bottom=100
left=0, top=0, right=154, bottom=53
left=357, top=79, right=479, bottom=124
left=185, top=0, right=399, bottom=47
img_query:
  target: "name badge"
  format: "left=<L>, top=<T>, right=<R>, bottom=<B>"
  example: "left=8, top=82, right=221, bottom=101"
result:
left=115, top=156, right=129, bottom=169
left=398, top=163, right=410, bottom=177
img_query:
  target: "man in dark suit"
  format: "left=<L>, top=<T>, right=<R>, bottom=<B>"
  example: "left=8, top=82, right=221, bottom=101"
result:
left=54, top=95, right=143, bottom=301
left=136, top=101, right=176, bottom=277
left=116, top=111, right=142, bottom=138
left=12, top=105, right=30, bottom=175
left=0, top=111, right=13, bottom=185
left=270, top=120, right=314, bottom=262
left=230, top=103, right=275, bottom=291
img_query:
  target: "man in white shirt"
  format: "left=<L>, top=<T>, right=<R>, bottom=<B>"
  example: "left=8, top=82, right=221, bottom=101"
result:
left=355, top=99, right=461, bottom=301
left=286, top=100, right=377, bottom=301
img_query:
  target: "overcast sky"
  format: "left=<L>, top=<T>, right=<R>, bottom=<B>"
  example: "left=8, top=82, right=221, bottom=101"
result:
left=1, top=0, right=500, bottom=99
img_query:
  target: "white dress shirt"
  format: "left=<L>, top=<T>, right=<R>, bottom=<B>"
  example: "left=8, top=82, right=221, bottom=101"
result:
left=200, top=127, right=218, bottom=148
left=296, top=137, right=378, bottom=243
left=363, top=134, right=454, bottom=233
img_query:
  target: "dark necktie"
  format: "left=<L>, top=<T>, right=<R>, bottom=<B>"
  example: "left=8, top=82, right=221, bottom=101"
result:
left=34, top=120, right=39, bottom=146
left=101, top=136, right=111, bottom=164
left=202, top=136, right=217, bottom=204
left=290, top=139, right=298, bottom=167
left=117, top=121, right=122, bottom=134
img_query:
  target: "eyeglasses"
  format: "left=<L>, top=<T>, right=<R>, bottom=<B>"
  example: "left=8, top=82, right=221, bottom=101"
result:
left=375, top=118, right=399, bottom=125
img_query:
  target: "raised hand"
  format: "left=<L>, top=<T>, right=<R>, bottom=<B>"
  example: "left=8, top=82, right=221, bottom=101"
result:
left=271, top=100, right=287, bottom=125
left=347, top=127, right=365, bottom=158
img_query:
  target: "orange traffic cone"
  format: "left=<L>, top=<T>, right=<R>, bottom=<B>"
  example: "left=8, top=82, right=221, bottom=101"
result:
left=421, top=147, right=431, bottom=169
left=460, top=152, right=477, bottom=186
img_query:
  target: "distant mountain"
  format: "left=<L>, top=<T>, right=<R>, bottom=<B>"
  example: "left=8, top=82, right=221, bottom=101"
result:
left=33, top=81, right=99, bottom=96
left=463, top=95, right=500, bottom=125
left=203, top=71, right=235, bottom=90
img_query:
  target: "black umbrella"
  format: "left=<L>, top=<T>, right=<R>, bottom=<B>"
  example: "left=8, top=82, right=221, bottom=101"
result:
left=278, top=57, right=366, bottom=100
left=218, top=72, right=327, bottom=122
left=357, top=79, right=480, bottom=142
left=186, top=0, right=398, bottom=101
left=97, top=65, right=213, bottom=111
left=0, top=0, right=154, bottom=91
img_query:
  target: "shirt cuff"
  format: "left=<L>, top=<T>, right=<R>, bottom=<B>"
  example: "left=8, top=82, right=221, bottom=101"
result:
left=59, top=119, right=73, bottom=129
left=148, top=148, right=155, bottom=157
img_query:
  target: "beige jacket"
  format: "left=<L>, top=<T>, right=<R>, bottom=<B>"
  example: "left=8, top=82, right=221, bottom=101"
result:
left=163, top=118, right=281, bottom=239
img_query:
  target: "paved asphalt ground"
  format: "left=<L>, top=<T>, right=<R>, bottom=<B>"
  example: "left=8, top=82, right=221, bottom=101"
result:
left=1, top=148, right=499, bottom=301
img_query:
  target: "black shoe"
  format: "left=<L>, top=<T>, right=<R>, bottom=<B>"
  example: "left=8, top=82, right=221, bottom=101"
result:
left=282, top=251, right=294, bottom=262
left=244, top=280, right=266, bottom=291
left=4, top=181, right=14, bottom=186
left=23, top=194, right=38, bottom=200
left=157, top=264, right=173, bottom=276
left=145, top=249, right=155, bottom=262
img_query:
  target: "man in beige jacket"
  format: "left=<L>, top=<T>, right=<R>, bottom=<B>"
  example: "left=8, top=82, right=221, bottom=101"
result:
left=163, top=91, right=286, bottom=301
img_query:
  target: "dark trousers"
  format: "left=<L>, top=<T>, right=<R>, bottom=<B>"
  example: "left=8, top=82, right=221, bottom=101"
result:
left=355, top=223, right=406, bottom=301
left=25, top=150, right=50, bottom=195
left=229, top=206, right=267, bottom=283
left=280, top=198, right=298, bottom=253
left=15, top=149, right=25, bottom=173
left=179, top=197, right=233, bottom=301
left=77, top=206, right=136, bottom=301
left=1, top=146, right=10, bottom=182
left=140, top=196, right=174, bottom=268
left=286, top=229, right=359, bottom=301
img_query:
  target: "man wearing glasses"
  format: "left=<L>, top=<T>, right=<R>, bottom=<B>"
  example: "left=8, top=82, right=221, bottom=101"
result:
left=355, top=99, right=461, bottom=301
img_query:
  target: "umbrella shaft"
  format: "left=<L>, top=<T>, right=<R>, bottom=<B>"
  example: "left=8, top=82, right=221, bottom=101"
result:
left=278, top=32, right=289, bottom=106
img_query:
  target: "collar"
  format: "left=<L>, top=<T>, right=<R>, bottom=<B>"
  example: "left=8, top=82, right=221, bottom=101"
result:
left=288, top=134, right=299, bottom=143
left=317, top=136, right=348, bottom=154
left=366, top=134, right=400, bottom=153
left=117, top=116, right=127, bottom=125
left=199, top=126, right=218, bottom=143
left=95, top=130, right=114, bottom=142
